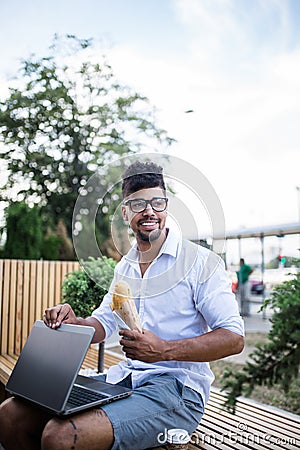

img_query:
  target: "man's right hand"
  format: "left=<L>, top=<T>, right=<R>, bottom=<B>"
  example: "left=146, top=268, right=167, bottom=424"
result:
left=43, top=303, right=77, bottom=329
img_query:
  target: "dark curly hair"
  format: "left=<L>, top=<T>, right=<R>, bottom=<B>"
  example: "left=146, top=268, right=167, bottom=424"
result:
left=122, top=161, right=166, bottom=198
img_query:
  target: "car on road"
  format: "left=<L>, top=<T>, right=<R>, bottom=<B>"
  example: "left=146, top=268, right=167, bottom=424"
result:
left=250, top=278, right=264, bottom=294
left=249, top=270, right=265, bottom=295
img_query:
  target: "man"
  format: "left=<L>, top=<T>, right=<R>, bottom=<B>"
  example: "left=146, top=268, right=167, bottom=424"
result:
left=237, top=258, right=253, bottom=317
left=0, top=161, right=244, bottom=450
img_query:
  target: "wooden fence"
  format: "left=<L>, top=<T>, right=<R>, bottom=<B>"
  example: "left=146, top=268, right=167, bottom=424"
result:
left=0, top=259, right=80, bottom=357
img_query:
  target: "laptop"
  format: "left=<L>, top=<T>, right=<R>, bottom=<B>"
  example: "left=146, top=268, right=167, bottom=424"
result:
left=6, top=320, right=132, bottom=416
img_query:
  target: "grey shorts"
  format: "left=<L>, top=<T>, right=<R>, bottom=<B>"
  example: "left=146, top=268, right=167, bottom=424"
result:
left=94, top=373, right=204, bottom=450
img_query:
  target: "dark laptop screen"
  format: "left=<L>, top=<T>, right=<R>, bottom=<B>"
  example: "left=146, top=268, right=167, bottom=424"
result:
left=6, top=321, right=94, bottom=411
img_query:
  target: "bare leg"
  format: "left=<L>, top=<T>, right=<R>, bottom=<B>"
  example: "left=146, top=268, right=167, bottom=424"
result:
left=42, top=408, right=114, bottom=450
left=0, top=397, right=52, bottom=450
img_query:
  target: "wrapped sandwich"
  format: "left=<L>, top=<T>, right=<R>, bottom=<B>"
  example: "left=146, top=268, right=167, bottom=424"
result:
left=110, top=280, right=142, bottom=332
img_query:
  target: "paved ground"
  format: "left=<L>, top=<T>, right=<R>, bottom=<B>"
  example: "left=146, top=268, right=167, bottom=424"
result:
left=243, top=314, right=272, bottom=333
left=224, top=314, right=272, bottom=364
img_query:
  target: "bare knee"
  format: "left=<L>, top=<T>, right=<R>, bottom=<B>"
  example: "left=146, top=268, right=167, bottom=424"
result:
left=0, top=397, right=32, bottom=447
left=42, top=418, right=71, bottom=450
left=41, top=409, right=114, bottom=450
left=0, top=398, right=22, bottom=435
left=0, top=396, right=52, bottom=450
left=0, top=398, right=13, bottom=440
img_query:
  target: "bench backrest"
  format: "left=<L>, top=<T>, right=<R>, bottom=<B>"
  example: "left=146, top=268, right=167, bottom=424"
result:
left=0, top=259, right=80, bottom=358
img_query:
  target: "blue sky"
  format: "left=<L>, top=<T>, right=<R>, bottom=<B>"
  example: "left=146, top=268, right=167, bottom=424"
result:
left=0, top=0, right=185, bottom=72
left=1, top=0, right=300, bottom=262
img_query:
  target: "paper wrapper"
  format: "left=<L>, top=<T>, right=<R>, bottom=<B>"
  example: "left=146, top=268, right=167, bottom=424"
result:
left=110, top=281, right=142, bottom=332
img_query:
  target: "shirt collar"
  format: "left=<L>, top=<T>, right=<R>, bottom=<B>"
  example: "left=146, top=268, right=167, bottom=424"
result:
left=125, top=228, right=181, bottom=262
left=158, top=228, right=181, bottom=258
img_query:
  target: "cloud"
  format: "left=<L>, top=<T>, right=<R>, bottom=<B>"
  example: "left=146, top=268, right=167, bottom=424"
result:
left=174, top=0, right=294, bottom=62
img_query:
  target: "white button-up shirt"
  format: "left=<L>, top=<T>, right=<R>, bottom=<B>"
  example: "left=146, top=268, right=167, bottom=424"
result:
left=92, top=228, right=244, bottom=404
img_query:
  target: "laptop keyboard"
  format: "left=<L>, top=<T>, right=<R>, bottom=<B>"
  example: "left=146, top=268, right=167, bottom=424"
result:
left=67, top=384, right=108, bottom=407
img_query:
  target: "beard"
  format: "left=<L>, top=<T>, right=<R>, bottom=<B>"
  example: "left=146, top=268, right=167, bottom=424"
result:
left=137, top=228, right=162, bottom=242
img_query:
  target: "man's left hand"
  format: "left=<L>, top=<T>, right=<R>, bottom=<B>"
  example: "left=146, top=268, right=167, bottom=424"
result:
left=119, top=329, right=167, bottom=362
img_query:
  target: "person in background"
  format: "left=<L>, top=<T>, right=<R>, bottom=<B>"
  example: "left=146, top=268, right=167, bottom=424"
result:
left=237, top=258, right=253, bottom=317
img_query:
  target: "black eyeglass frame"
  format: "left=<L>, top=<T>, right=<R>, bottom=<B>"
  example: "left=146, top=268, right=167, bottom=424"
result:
left=123, top=197, right=168, bottom=213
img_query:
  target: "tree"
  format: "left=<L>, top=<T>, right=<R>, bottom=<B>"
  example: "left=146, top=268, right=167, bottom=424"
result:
left=0, top=34, right=174, bottom=254
left=42, top=219, right=74, bottom=260
left=4, top=201, right=43, bottom=259
left=221, top=268, right=300, bottom=413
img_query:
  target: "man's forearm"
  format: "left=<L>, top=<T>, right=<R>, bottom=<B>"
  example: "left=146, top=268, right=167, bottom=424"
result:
left=76, top=316, right=106, bottom=344
left=162, top=328, right=244, bottom=362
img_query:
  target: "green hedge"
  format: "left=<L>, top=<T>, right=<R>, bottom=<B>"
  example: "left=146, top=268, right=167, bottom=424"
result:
left=61, top=257, right=116, bottom=317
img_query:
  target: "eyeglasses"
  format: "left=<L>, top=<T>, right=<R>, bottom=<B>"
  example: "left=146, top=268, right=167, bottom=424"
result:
left=123, top=197, right=168, bottom=213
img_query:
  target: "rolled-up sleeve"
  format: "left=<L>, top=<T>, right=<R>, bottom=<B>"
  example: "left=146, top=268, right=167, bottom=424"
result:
left=92, top=290, right=117, bottom=340
left=195, top=257, right=244, bottom=336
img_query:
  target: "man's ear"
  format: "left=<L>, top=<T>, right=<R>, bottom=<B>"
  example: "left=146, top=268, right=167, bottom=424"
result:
left=122, top=205, right=129, bottom=224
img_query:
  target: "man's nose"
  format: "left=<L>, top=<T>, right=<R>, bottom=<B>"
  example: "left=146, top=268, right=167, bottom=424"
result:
left=143, top=203, right=154, bottom=213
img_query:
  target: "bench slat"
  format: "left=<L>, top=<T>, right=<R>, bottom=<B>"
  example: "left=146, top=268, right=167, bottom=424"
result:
left=207, top=391, right=300, bottom=436
left=198, top=414, right=295, bottom=449
left=1, top=260, right=10, bottom=355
